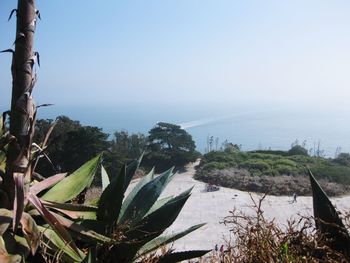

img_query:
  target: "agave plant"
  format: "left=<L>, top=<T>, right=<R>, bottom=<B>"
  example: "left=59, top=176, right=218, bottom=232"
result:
left=0, top=150, right=209, bottom=262
left=309, top=171, right=350, bottom=260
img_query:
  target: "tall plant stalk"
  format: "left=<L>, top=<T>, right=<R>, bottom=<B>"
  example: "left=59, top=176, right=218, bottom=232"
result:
left=3, top=0, right=38, bottom=207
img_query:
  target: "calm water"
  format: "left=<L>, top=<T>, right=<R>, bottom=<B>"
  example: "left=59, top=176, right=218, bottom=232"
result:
left=32, top=103, right=350, bottom=157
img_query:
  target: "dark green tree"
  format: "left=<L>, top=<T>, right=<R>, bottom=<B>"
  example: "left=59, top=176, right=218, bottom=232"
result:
left=104, top=130, right=146, bottom=178
left=34, top=116, right=108, bottom=176
left=288, top=145, right=309, bottom=156
left=145, top=122, right=199, bottom=170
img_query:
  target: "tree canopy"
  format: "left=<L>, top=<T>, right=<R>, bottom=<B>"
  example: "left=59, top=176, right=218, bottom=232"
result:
left=145, top=122, right=199, bottom=170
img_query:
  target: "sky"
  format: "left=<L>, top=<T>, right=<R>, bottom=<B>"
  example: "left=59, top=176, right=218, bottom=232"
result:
left=1, top=1, right=350, bottom=110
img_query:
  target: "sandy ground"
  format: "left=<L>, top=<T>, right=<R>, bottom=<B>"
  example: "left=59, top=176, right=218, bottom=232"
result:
left=147, top=161, right=350, bottom=252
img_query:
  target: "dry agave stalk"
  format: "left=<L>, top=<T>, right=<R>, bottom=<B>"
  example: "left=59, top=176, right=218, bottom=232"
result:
left=215, top=193, right=348, bottom=263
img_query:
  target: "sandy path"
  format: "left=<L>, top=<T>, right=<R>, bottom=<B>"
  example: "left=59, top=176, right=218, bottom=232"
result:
left=156, top=161, right=350, bottom=251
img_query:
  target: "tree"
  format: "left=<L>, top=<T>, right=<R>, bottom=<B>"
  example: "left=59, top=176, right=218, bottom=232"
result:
left=145, top=122, right=200, bottom=170
left=35, top=116, right=109, bottom=176
left=288, top=145, right=309, bottom=156
left=104, top=131, right=146, bottom=177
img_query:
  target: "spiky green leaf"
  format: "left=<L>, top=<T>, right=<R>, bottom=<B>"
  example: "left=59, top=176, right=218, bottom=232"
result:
left=118, top=167, right=155, bottom=221
left=28, top=193, right=81, bottom=258
left=138, top=223, right=206, bottom=257
left=29, top=173, right=66, bottom=196
left=112, top=188, right=192, bottom=261
left=122, top=154, right=143, bottom=193
left=309, top=171, right=350, bottom=257
left=43, top=201, right=97, bottom=220
left=38, top=226, right=85, bottom=262
left=50, top=212, right=111, bottom=243
left=97, top=164, right=125, bottom=229
left=119, top=168, right=175, bottom=225
left=145, top=196, right=173, bottom=217
left=42, top=154, right=101, bottom=202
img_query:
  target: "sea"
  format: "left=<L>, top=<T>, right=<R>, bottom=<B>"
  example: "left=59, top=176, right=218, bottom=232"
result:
left=30, top=102, right=350, bottom=158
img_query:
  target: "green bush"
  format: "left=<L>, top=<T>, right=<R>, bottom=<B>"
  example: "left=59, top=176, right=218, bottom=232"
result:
left=239, top=160, right=271, bottom=172
left=274, top=159, right=297, bottom=167
left=275, top=164, right=297, bottom=175
left=333, top=153, right=350, bottom=166
left=201, top=151, right=236, bottom=164
left=202, top=162, right=230, bottom=171
left=311, top=164, right=350, bottom=184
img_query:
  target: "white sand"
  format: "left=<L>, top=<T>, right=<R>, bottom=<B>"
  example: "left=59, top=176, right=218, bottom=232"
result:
left=155, top=161, right=350, bottom=251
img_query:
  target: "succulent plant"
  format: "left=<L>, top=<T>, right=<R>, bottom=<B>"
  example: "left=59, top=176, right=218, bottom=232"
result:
left=0, top=151, right=209, bottom=262
left=309, top=171, right=350, bottom=259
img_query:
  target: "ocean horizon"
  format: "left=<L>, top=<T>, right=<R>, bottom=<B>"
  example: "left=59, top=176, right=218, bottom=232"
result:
left=21, top=102, right=350, bottom=158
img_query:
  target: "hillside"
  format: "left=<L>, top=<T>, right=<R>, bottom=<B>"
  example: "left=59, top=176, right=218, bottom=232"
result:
left=194, top=150, right=350, bottom=196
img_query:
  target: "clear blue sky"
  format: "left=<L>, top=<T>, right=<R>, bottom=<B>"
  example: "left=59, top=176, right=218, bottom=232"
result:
left=1, top=0, right=350, bottom=110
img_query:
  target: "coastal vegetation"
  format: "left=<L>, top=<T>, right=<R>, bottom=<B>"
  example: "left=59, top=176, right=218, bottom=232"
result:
left=195, top=144, right=350, bottom=196
left=35, top=117, right=199, bottom=180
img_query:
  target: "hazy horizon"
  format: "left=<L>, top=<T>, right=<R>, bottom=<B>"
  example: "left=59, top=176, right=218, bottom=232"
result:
left=1, top=1, right=350, bottom=155
left=1, top=1, right=350, bottom=110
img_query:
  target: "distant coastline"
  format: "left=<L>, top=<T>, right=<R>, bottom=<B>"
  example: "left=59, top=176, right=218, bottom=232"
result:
left=2, top=104, right=348, bottom=157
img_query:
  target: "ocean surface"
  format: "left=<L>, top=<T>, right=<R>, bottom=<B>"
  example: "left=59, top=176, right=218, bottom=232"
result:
left=30, top=103, right=350, bottom=157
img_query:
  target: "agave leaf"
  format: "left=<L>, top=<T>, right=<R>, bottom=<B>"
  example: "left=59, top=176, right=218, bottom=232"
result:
left=145, top=196, right=173, bottom=217
left=101, top=165, right=109, bottom=191
left=97, top=164, right=125, bottom=228
left=20, top=213, right=39, bottom=255
left=118, top=167, right=155, bottom=221
left=112, top=188, right=192, bottom=261
left=119, top=168, right=175, bottom=225
left=42, top=154, right=101, bottom=202
left=27, top=193, right=81, bottom=258
left=309, top=171, right=350, bottom=257
left=38, top=226, right=85, bottom=262
left=29, top=173, right=66, bottom=196
left=129, top=187, right=192, bottom=238
left=0, top=209, right=12, bottom=235
left=43, top=201, right=97, bottom=220
left=138, top=223, right=206, bottom=257
left=12, top=173, right=24, bottom=231
left=50, top=212, right=111, bottom=243
left=122, top=154, right=143, bottom=193
left=157, top=250, right=211, bottom=263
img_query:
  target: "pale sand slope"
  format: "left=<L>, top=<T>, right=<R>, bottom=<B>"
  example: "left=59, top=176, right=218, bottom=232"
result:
left=151, top=161, right=350, bottom=251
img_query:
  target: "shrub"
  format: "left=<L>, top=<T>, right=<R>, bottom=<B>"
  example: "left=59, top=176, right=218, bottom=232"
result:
left=334, top=153, right=350, bottom=166
left=202, top=162, right=230, bottom=171
left=288, top=145, right=309, bottom=156
left=239, top=160, right=271, bottom=172
left=273, top=159, right=297, bottom=167
left=275, top=164, right=297, bottom=175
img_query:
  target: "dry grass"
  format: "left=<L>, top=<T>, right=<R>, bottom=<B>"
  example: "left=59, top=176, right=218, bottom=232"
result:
left=197, top=193, right=349, bottom=263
